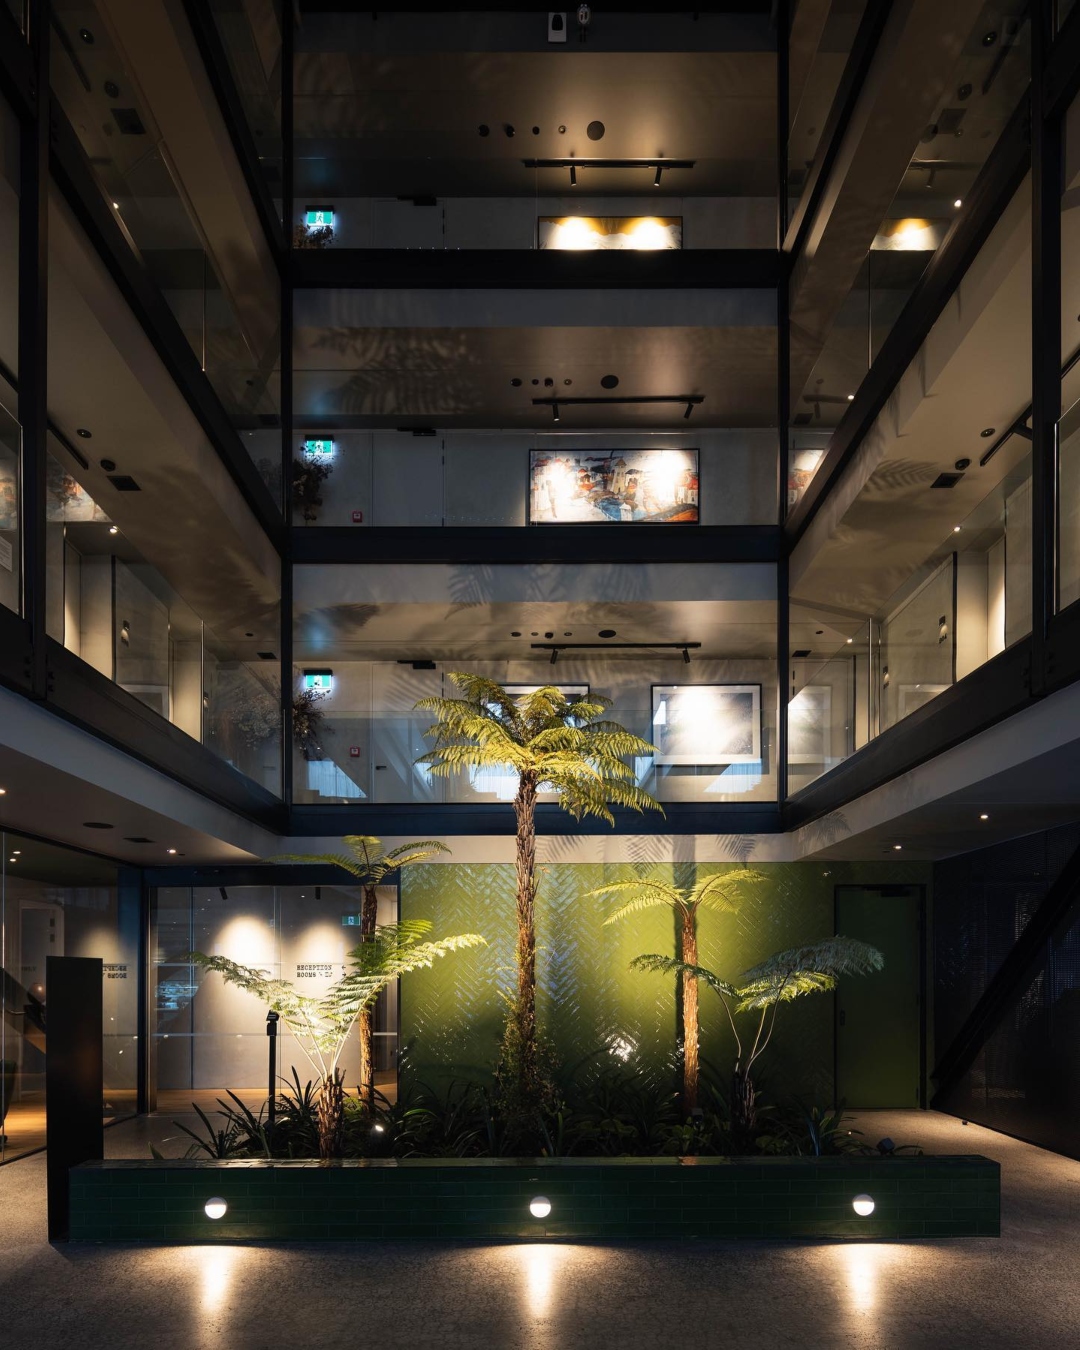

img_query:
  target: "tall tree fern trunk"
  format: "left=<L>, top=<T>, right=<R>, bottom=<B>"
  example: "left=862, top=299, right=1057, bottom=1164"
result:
left=508, top=773, right=539, bottom=1098
left=357, top=881, right=379, bottom=1112
left=680, top=910, right=700, bottom=1113
left=317, top=1069, right=346, bottom=1160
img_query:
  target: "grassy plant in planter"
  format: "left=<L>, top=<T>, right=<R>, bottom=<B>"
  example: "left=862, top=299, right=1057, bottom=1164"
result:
left=416, top=675, right=662, bottom=1135
left=587, top=866, right=766, bottom=1113
left=190, top=920, right=486, bottom=1160
left=269, top=835, right=451, bottom=1109
left=631, top=937, right=883, bottom=1149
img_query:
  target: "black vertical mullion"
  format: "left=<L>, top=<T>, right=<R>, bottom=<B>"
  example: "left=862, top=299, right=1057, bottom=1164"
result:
left=1032, top=6, right=1062, bottom=697
left=280, top=1, right=294, bottom=806
left=18, top=0, right=47, bottom=697
left=777, top=0, right=789, bottom=247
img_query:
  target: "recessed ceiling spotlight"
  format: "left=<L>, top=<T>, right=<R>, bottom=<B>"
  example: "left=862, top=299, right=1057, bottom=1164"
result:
left=0, top=788, right=6, bottom=795
left=76, top=428, right=92, bottom=438
left=112, top=201, right=119, bottom=209
left=78, top=27, right=94, bottom=42
left=893, top=844, right=903, bottom=851
left=846, top=393, right=855, bottom=401
left=953, top=526, right=961, bottom=533
left=558, top=125, right=566, bottom=134
left=980, top=813, right=989, bottom=821
left=600, top=374, right=619, bottom=389
left=166, top=848, right=177, bottom=855
left=846, top=637, right=853, bottom=644
left=8, top=857, right=16, bottom=863
left=109, top=525, right=118, bottom=535
left=105, top=80, right=120, bottom=98
left=478, top=124, right=490, bottom=137
left=505, top=124, right=515, bottom=138
left=511, top=631, right=521, bottom=637
left=982, top=30, right=997, bottom=45
left=12, top=850, right=20, bottom=854
left=953, top=199, right=962, bottom=208
left=532, top=126, right=540, bottom=135
left=586, top=121, right=605, bottom=141
left=980, top=428, right=995, bottom=438
left=510, top=378, right=522, bottom=387
left=564, top=631, right=572, bottom=636
left=598, top=629, right=617, bottom=638
left=83, top=821, right=114, bottom=829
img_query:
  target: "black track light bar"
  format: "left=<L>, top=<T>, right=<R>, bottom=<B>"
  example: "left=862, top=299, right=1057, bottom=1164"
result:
left=533, top=395, right=704, bottom=410
left=523, top=158, right=695, bottom=170
left=533, top=643, right=702, bottom=668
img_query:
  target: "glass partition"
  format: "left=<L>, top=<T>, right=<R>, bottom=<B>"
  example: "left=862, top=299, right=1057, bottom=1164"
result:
left=786, top=0, right=868, bottom=232
left=44, top=450, right=282, bottom=794
left=49, top=0, right=282, bottom=497
left=292, top=554, right=780, bottom=808
left=789, top=170, right=1033, bottom=792
left=207, top=0, right=283, bottom=222
left=1, top=833, right=136, bottom=1164
left=152, top=882, right=399, bottom=1106
left=1059, top=89, right=1080, bottom=610
left=790, top=8, right=1030, bottom=440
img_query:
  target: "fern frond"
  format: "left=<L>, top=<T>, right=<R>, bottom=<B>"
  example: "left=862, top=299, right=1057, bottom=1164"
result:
left=629, top=953, right=738, bottom=1000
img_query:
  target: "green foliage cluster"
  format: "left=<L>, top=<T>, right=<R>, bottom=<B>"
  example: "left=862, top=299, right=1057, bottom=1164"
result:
left=159, top=1066, right=920, bottom=1163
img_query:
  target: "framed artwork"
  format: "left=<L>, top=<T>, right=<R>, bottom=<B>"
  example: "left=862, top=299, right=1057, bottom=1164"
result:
left=538, top=216, right=683, bottom=251
left=898, top=684, right=949, bottom=719
left=528, top=448, right=699, bottom=525
left=503, top=684, right=590, bottom=701
left=787, top=685, right=831, bottom=763
left=651, top=684, right=761, bottom=765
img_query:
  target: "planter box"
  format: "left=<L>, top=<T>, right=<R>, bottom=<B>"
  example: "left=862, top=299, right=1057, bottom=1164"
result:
left=68, top=1154, right=999, bottom=1242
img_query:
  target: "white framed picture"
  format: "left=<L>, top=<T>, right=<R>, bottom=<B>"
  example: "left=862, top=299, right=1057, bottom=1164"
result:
left=898, top=684, right=949, bottom=719
left=651, top=684, right=761, bottom=765
left=788, top=684, right=832, bottom=763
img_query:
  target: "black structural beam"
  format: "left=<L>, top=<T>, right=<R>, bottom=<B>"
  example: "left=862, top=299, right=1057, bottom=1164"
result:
left=0, top=6, right=33, bottom=115
left=290, top=802, right=783, bottom=838
left=785, top=92, right=1032, bottom=545
left=931, top=834, right=1080, bottom=1103
left=289, top=249, right=781, bottom=290
left=48, top=102, right=285, bottom=550
left=46, top=955, right=103, bottom=1241
left=292, top=525, right=785, bottom=566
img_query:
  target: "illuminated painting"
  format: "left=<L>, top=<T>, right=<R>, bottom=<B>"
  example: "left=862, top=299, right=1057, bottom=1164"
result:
left=652, top=684, right=761, bottom=765
left=528, top=449, right=698, bottom=525
left=787, top=445, right=826, bottom=510
left=538, top=216, right=682, bottom=250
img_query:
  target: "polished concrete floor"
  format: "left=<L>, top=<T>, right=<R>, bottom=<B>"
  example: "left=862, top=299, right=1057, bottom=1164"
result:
left=1, top=1110, right=1079, bottom=1349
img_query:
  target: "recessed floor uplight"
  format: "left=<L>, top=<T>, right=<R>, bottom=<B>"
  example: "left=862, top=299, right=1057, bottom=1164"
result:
left=529, top=1196, right=552, bottom=1218
left=204, top=1197, right=227, bottom=1220
left=852, top=1194, right=875, bottom=1216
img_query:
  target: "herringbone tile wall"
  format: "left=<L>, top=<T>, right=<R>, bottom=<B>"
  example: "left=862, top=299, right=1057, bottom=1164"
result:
left=401, top=860, right=928, bottom=1104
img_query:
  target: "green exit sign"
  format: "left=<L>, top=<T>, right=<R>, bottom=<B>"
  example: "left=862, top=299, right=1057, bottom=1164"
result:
left=306, top=206, right=334, bottom=229
left=342, top=914, right=362, bottom=926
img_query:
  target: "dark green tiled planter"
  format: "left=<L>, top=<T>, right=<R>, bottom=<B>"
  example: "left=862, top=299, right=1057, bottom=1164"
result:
left=69, top=1154, right=1000, bottom=1243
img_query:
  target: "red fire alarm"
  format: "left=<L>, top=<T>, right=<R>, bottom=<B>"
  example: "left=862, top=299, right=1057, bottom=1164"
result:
left=351, top=509, right=363, bottom=523
left=349, top=746, right=361, bottom=758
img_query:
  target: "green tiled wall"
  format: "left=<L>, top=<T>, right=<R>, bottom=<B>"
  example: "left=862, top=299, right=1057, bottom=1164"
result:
left=69, top=1155, right=999, bottom=1242
left=400, top=861, right=930, bottom=1098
